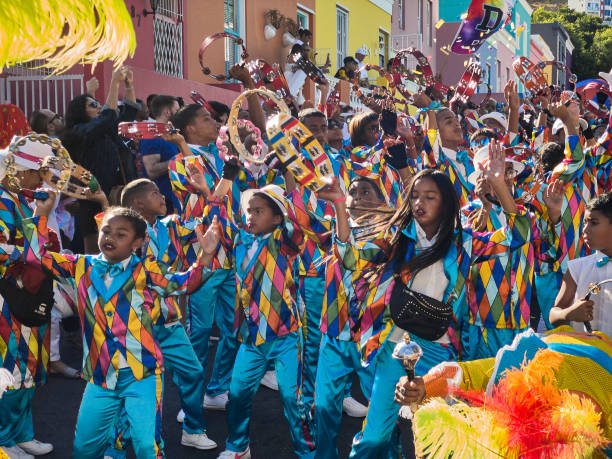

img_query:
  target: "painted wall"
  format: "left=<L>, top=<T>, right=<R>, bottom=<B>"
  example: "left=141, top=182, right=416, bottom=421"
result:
left=315, top=0, right=392, bottom=78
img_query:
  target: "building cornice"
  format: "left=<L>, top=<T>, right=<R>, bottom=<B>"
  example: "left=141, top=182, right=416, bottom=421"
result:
left=368, top=0, right=393, bottom=15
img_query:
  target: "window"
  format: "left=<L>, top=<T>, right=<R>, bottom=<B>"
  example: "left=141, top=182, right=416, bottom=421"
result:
left=153, top=0, right=184, bottom=78
left=379, top=30, right=388, bottom=68
left=486, top=63, right=492, bottom=85
left=497, top=59, right=502, bottom=92
left=336, top=7, right=348, bottom=71
left=426, top=1, right=433, bottom=46
left=417, top=0, right=423, bottom=35
left=224, top=0, right=240, bottom=72
left=398, top=0, right=405, bottom=30
left=506, top=67, right=510, bottom=85
left=297, top=9, right=309, bottom=30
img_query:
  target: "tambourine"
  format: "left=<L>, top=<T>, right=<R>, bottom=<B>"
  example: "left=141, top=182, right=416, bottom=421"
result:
left=392, top=48, right=448, bottom=94
left=4, top=153, right=48, bottom=200
left=524, top=61, right=577, bottom=95
left=513, top=57, right=548, bottom=95
left=190, top=91, right=218, bottom=117
left=246, top=59, right=291, bottom=102
left=216, top=120, right=265, bottom=165
left=199, top=32, right=249, bottom=81
left=224, top=88, right=289, bottom=165
left=449, top=60, right=482, bottom=106
left=290, top=52, right=327, bottom=85
left=477, top=82, right=493, bottom=111
left=7, top=134, right=98, bottom=200
left=583, top=278, right=612, bottom=333
left=267, top=112, right=334, bottom=192
left=118, top=122, right=177, bottom=140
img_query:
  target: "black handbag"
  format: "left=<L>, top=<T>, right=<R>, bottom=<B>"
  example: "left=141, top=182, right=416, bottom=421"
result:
left=389, top=275, right=453, bottom=341
left=0, top=276, right=54, bottom=327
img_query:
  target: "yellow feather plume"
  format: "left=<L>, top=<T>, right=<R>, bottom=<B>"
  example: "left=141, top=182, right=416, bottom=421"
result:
left=0, top=0, right=136, bottom=74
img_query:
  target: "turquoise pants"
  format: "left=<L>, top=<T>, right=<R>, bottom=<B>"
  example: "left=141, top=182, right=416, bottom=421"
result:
left=73, top=369, right=161, bottom=459
left=535, top=271, right=563, bottom=330
left=106, top=322, right=206, bottom=458
left=314, top=336, right=376, bottom=459
left=225, top=332, right=315, bottom=458
left=188, top=268, right=239, bottom=396
left=0, top=388, right=35, bottom=446
left=300, top=275, right=325, bottom=413
left=155, top=322, right=207, bottom=434
left=462, top=324, right=530, bottom=360
left=349, top=336, right=454, bottom=458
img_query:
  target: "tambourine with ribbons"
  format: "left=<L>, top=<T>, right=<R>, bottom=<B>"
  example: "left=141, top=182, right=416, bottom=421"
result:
left=189, top=91, right=218, bottom=117
left=222, top=88, right=289, bottom=166
left=246, top=59, right=291, bottom=102
left=267, top=112, right=334, bottom=192
left=199, top=32, right=249, bottom=81
left=6, top=134, right=98, bottom=200
left=118, top=122, right=177, bottom=140
left=525, top=61, right=577, bottom=93
left=290, top=52, right=327, bottom=85
left=449, top=60, right=482, bottom=106
left=392, top=48, right=448, bottom=95
left=513, top=56, right=548, bottom=96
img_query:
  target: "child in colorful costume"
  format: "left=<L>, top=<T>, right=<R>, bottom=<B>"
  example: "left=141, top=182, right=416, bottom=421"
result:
left=10, top=197, right=220, bottom=459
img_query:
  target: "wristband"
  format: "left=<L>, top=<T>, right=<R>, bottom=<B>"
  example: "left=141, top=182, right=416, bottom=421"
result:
left=333, top=197, right=346, bottom=205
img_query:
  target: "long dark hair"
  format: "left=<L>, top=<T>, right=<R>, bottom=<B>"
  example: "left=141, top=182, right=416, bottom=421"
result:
left=64, top=94, right=91, bottom=129
left=360, top=169, right=461, bottom=276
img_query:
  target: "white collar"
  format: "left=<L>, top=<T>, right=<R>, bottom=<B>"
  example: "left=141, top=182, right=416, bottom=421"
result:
left=415, top=221, right=439, bottom=249
left=441, top=147, right=457, bottom=161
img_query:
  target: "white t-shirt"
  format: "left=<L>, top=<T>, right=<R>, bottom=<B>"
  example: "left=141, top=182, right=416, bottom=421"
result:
left=568, top=252, right=612, bottom=337
left=390, top=222, right=450, bottom=343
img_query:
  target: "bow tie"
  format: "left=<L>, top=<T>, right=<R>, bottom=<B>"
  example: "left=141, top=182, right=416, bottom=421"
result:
left=456, top=150, right=471, bottom=164
left=93, top=258, right=126, bottom=277
left=596, top=256, right=610, bottom=267
left=240, top=230, right=267, bottom=250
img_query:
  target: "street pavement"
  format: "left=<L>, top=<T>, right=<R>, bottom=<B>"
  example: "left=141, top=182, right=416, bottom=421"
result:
left=30, top=327, right=368, bottom=458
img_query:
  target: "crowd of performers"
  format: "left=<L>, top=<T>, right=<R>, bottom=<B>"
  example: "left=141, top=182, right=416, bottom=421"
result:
left=0, top=59, right=611, bottom=459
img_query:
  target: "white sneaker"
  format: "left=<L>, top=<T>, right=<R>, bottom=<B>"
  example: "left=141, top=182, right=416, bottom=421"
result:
left=1, top=445, right=34, bottom=459
left=203, top=392, right=228, bottom=410
left=181, top=431, right=217, bottom=450
left=217, top=447, right=251, bottom=459
left=259, top=370, right=279, bottom=391
left=176, top=409, right=185, bottom=423
left=16, top=440, right=53, bottom=456
left=342, top=396, right=368, bottom=417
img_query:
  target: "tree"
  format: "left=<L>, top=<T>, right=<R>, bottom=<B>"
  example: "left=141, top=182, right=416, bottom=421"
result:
left=532, top=7, right=611, bottom=80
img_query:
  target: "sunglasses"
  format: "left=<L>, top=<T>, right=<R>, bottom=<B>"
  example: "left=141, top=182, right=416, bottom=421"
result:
left=88, top=100, right=101, bottom=108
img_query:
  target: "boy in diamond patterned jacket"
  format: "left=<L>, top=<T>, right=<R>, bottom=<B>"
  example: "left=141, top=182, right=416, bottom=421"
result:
left=0, top=193, right=220, bottom=459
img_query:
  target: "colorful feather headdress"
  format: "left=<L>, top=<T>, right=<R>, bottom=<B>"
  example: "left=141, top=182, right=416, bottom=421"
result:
left=0, top=0, right=136, bottom=74
left=414, top=349, right=609, bottom=458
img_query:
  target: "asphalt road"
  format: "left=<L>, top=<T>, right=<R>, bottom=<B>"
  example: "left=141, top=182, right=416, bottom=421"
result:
left=30, top=326, right=369, bottom=459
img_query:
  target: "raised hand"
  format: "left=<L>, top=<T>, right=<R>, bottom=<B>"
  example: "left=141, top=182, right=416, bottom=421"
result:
left=229, top=64, right=253, bottom=87
left=475, top=173, right=493, bottom=208
left=564, top=299, right=594, bottom=323
left=504, top=80, right=519, bottom=110
left=33, top=189, right=57, bottom=217
left=185, top=162, right=211, bottom=196
left=196, top=216, right=220, bottom=256
left=316, top=177, right=344, bottom=204
left=124, top=68, right=134, bottom=88
left=482, top=141, right=505, bottom=185
left=84, top=187, right=109, bottom=209
left=85, top=77, right=99, bottom=96
left=542, top=178, right=565, bottom=224
left=159, top=130, right=186, bottom=146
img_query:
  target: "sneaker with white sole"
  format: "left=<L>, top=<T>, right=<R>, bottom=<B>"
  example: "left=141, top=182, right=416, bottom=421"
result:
left=1, top=445, right=34, bottom=459
left=16, top=440, right=53, bottom=456
left=181, top=431, right=217, bottom=450
left=203, top=392, right=228, bottom=410
left=176, top=409, right=185, bottom=423
left=259, top=370, right=279, bottom=391
left=342, top=396, right=368, bottom=417
left=217, top=447, right=251, bottom=459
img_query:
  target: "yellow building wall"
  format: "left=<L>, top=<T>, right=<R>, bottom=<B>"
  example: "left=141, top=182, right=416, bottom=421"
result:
left=314, top=0, right=392, bottom=81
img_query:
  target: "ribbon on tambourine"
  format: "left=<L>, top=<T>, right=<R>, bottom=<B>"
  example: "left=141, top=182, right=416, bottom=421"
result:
left=513, top=56, right=548, bottom=96
left=449, top=60, right=482, bottom=106
left=6, top=134, right=98, bottom=200
left=266, top=113, right=334, bottom=192
left=246, top=59, right=291, bottom=102
left=222, top=88, right=289, bottom=166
